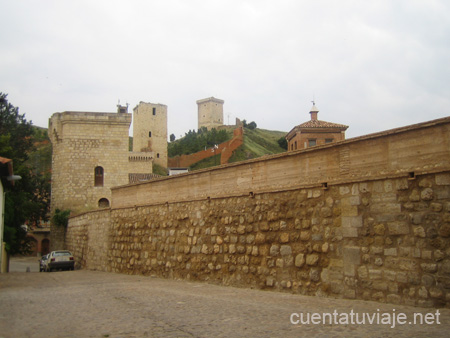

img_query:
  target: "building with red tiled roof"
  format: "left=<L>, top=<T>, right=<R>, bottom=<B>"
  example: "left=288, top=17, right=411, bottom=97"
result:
left=285, top=103, right=348, bottom=151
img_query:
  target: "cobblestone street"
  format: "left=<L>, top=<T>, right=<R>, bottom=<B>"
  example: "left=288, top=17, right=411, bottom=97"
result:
left=0, top=257, right=448, bottom=338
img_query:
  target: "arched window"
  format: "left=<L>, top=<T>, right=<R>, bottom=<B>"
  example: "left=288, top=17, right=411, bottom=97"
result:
left=94, top=166, right=104, bottom=187
left=98, top=198, right=110, bottom=208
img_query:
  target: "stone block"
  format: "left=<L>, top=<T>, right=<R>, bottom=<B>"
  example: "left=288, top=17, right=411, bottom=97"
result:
left=279, top=232, right=290, bottom=243
left=384, top=248, right=397, bottom=256
left=436, top=173, right=450, bottom=185
left=344, top=263, right=355, bottom=277
left=295, top=253, right=305, bottom=268
left=421, top=188, right=434, bottom=201
left=280, top=245, right=292, bottom=256
left=343, top=246, right=361, bottom=264
left=387, top=221, right=409, bottom=235
left=306, top=254, right=319, bottom=266
left=269, top=244, right=279, bottom=256
left=342, top=215, right=363, bottom=228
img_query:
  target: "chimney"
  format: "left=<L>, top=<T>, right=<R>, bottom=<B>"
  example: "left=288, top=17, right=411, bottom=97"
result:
left=310, top=102, right=319, bottom=120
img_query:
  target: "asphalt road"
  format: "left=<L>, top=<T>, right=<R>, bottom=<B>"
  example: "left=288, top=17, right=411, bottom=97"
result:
left=0, top=256, right=449, bottom=338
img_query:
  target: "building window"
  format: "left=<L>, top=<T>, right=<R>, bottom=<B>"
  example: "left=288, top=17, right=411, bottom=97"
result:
left=308, top=139, right=317, bottom=147
left=94, top=166, right=104, bottom=187
left=152, top=107, right=156, bottom=115
left=149, top=131, right=152, bottom=137
left=98, top=198, right=109, bottom=208
left=157, top=153, right=160, bottom=158
left=325, top=138, right=334, bottom=143
left=294, top=141, right=297, bottom=150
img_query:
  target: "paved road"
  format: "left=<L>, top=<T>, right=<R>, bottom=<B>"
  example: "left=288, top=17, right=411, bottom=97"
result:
left=0, top=257, right=449, bottom=338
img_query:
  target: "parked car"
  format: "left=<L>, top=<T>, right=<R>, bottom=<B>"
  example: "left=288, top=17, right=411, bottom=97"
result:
left=39, top=254, right=49, bottom=272
left=46, top=250, right=75, bottom=272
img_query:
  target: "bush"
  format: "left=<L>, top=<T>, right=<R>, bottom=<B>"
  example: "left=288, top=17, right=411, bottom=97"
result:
left=52, top=209, right=71, bottom=228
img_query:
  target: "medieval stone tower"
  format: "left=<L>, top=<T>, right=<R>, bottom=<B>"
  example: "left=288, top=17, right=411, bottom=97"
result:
left=49, top=105, right=156, bottom=250
left=197, top=97, right=224, bottom=130
left=49, top=110, right=133, bottom=214
left=133, top=102, right=168, bottom=168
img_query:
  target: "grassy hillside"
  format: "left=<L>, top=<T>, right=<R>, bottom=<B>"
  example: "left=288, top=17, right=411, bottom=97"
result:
left=188, top=128, right=287, bottom=171
left=228, top=128, right=287, bottom=164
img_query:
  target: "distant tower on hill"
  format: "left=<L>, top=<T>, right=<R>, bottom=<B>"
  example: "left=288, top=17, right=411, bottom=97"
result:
left=133, top=102, right=168, bottom=168
left=197, top=97, right=224, bottom=130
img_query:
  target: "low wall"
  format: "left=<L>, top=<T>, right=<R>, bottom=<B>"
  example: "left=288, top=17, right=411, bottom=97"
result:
left=67, top=171, right=450, bottom=307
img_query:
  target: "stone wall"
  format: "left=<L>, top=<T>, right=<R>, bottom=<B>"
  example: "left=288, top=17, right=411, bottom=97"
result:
left=65, top=117, right=450, bottom=307
left=66, top=171, right=450, bottom=308
left=65, top=209, right=111, bottom=271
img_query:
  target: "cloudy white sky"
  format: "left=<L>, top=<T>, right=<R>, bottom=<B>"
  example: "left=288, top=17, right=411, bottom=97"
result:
left=1, top=0, right=449, bottom=139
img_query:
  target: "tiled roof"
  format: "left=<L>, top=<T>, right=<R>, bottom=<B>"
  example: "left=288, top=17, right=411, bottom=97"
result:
left=297, top=119, right=348, bottom=129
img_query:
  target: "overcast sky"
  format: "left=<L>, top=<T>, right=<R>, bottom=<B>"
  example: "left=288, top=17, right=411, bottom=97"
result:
left=1, top=0, right=449, bottom=139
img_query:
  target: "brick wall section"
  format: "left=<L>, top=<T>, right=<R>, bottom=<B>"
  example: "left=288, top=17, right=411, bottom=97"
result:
left=67, top=172, right=450, bottom=307
left=167, top=127, right=244, bottom=168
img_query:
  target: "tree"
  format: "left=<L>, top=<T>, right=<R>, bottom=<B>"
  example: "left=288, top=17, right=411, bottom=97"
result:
left=170, top=133, right=176, bottom=142
left=0, top=93, right=50, bottom=254
left=277, top=137, right=288, bottom=150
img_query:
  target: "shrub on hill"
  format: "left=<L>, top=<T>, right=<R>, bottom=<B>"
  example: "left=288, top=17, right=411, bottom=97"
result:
left=168, top=127, right=231, bottom=157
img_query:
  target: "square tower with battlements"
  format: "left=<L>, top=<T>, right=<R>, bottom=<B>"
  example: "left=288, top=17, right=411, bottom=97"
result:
left=197, top=97, right=224, bottom=131
left=133, top=102, right=168, bottom=168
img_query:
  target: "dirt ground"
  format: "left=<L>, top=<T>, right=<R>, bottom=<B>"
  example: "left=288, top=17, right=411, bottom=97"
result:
left=1, top=256, right=450, bottom=338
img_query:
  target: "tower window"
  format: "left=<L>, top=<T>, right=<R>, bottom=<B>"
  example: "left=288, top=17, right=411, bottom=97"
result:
left=308, top=139, right=317, bottom=147
left=325, top=138, right=334, bottom=143
left=152, top=107, right=156, bottom=115
left=149, top=131, right=152, bottom=137
left=157, top=153, right=160, bottom=158
left=94, top=166, right=104, bottom=187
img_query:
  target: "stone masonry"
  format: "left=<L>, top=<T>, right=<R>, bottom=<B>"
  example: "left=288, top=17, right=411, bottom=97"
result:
left=66, top=172, right=450, bottom=308
left=64, top=116, right=450, bottom=308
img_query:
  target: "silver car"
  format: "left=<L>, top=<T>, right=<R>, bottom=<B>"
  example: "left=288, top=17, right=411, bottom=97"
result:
left=46, top=250, right=75, bottom=272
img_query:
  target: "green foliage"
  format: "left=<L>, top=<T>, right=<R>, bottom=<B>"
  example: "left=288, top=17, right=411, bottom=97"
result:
left=168, top=128, right=231, bottom=157
left=228, top=128, right=287, bottom=163
left=277, top=136, right=288, bottom=150
left=242, top=120, right=257, bottom=130
left=52, top=209, right=71, bottom=228
left=170, top=134, right=176, bottom=142
left=0, top=93, right=51, bottom=254
left=152, top=163, right=168, bottom=176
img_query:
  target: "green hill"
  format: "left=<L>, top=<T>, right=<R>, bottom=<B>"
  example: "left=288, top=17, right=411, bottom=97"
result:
left=230, top=128, right=287, bottom=162
left=189, top=127, right=287, bottom=171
